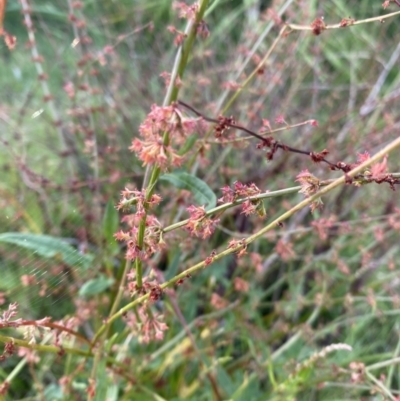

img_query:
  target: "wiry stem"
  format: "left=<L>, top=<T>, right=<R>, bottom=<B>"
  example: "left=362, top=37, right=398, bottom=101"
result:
left=287, top=9, right=400, bottom=32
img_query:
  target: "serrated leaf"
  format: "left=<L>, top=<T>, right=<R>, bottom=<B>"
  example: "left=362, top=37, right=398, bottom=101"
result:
left=160, top=172, right=217, bottom=210
left=0, top=232, right=92, bottom=269
left=79, top=275, right=114, bottom=297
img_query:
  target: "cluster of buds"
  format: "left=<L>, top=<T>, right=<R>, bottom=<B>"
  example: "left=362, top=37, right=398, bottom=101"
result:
left=227, top=238, right=248, bottom=259
left=168, top=2, right=209, bottom=45
left=125, top=305, right=168, bottom=344
left=0, top=303, right=22, bottom=329
left=115, top=188, right=165, bottom=261
left=219, top=181, right=265, bottom=217
left=333, top=152, right=399, bottom=190
left=115, top=215, right=164, bottom=262
left=186, top=205, right=220, bottom=239
left=130, top=104, right=203, bottom=170
left=117, top=187, right=162, bottom=214
left=214, top=115, right=236, bottom=138
left=126, top=274, right=164, bottom=301
left=173, top=1, right=199, bottom=21
left=310, top=17, right=326, bottom=35
left=295, top=169, right=323, bottom=212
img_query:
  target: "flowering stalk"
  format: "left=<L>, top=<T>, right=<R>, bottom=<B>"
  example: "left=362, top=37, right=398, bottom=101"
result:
left=163, top=185, right=304, bottom=233
left=134, top=0, right=210, bottom=289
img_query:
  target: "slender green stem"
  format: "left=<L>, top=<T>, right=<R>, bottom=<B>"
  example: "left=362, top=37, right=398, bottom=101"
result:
left=367, top=356, right=400, bottom=371
left=365, top=370, right=395, bottom=400
left=0, top=334, right=91, bottom=357
left=163, top=185, right=303, bottom=233
left=109, top=260, right=132, bottom=321
left=220, top=25, right=287, bottom=116
left=134, top=0, right=210, bottom=290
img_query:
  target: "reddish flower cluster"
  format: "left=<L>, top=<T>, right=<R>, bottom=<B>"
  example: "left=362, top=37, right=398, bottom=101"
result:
left=196, top=20, right=210, bottom=39
left=0, top=342, right=15, bottom=361
left=0, top=381, right=9, bottom=395
left=295, top=170, right=320, bottom=196
left=275, top=239, right=296, bottom=261
left=0, top=304, right=59, bottom=362
left=334, top=152, right=399, bottom=189
left=125, top=306, right=168, bottom=344
left=275, top=115, right=287, bottom=125
left=234, top=277, right=249, bottom=292
left=310, top=149, right=329, bottom=163
left=219, top=181, right=265, bottom=217
left=204, top=250, right=217, bottom=266
left=115, top=188, right=165, bottom=261
left=130, top=104, right=203, bottom=170
left=117, top=187, right=162, bottom=214
left=126, top=274, right=164, bottom=300
left=340, top=18, right=355, bottom=27
left=115, top=215, right=164, bottom=262
left=219, top=181, right=260, bottom=202
left=227, top=239, right=248, bottom=258
left=167, top=25, right=187, bottom=46
left=0, top=303, right=22, bottom=329
left=214, top=115, right=236, bottom=138
left=255, top=135, right=280, bottom=160
left=311, top=216, right=337, bottom=241
left=160, top=71, right=183, bottom=88
left=1, top=31, right=16, bottom=50
left=186, top=205, right=219, bottom=239
left=295, top=169, right=323, bottom=212
left=173, top=1, right=200, bottom=21
left=311, top=17, right=326, bottom=35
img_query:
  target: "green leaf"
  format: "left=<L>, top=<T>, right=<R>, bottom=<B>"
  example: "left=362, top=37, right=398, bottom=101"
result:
left=79, top=275, right=114, bottom=297
left=160, top=172, right=217, bottom=210
left=0, top=232, right=93, bottom=269
left=102, top=200, right=119, bottom=247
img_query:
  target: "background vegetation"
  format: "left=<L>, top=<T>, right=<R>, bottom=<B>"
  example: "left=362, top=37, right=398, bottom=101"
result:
left=1, top=0, right=400, bottom=400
